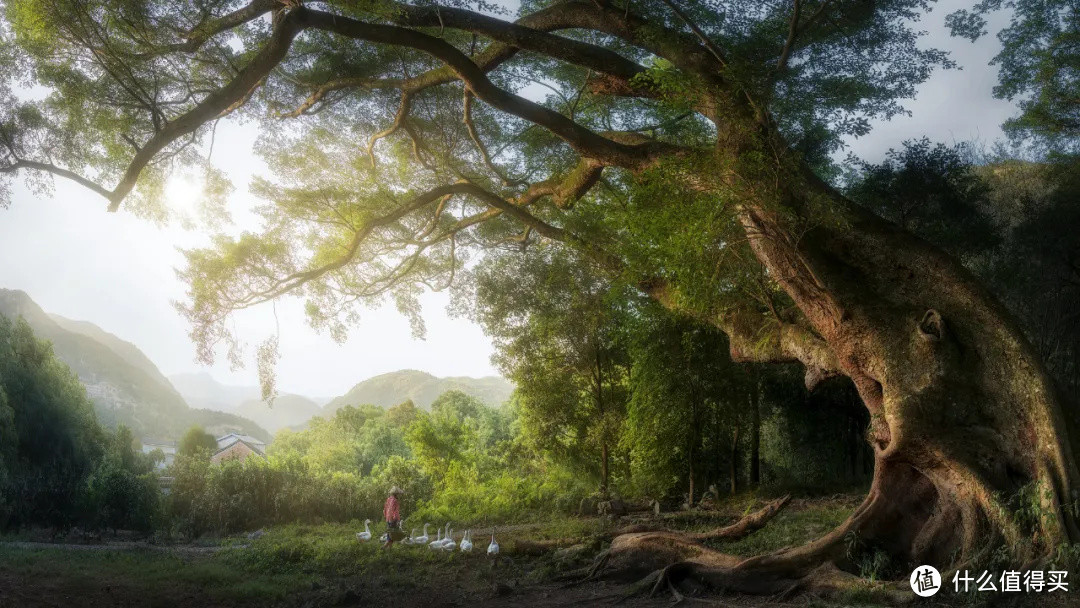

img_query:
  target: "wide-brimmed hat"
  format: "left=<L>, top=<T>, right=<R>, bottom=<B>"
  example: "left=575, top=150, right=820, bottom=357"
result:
left=389, top=486, right=404, bottom=495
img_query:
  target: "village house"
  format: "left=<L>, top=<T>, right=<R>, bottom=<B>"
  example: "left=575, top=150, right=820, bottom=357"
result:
left=211, top=433, right=267, bottom=464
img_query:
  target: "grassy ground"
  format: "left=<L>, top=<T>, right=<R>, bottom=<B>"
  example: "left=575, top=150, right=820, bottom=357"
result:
left=0, top=491, right=1071, bottom=607
left=0, top=515, right=618, bottom=608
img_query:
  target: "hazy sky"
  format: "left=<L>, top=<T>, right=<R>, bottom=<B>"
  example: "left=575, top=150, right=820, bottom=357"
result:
left=0, top=1, right=1015, bottom=398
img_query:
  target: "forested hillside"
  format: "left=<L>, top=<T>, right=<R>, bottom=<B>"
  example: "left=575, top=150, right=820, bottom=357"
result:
left=0, top=290, right=267, bottom=441
left=171, top=371, right=323, bottom=433
left=172, top=369, right=509, bottom=432
left=323, top=370, right=513, bottom=413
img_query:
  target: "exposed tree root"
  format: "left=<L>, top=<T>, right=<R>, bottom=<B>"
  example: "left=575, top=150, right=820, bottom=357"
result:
left=613, top=556, right=877, bottom=605
left=594, top=447, right=1080, bottom=602
left=615, top=495, right=791, bottom=540
left=589, top=548, right=611, bottom=579
left=593, top=486, right=890, bottom=599
left=690, top=495, right=791, bottom=541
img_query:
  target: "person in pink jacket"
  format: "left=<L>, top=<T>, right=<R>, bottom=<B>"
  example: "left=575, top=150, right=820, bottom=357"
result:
left=382, top=486, right=403, bottom=548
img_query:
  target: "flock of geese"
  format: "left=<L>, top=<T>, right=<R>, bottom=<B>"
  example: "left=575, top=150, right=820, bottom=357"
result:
left=356, top=520, right=499, bottom=555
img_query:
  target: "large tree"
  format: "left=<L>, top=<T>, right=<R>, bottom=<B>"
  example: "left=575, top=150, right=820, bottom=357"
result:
left=2, top=0, right=1077, bottom=595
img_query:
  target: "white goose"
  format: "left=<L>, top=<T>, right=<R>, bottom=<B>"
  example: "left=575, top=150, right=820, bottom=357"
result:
left=459, top=529, right=473, bottom=553
left=433, top=523, right=452, bottom=548
left=356, top=519, right=372, bottom=542
left=428, top=527, right=444, bottom=549
left=442, top=527, right=457, bottom=551
left=403, top=527, right=419, bottom=545
left=487, top=527, right=499, bottom=556
left=414, top=523, right=431, bottom=545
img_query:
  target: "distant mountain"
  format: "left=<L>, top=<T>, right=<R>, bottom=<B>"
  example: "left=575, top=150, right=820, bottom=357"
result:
left=0, top=289, right=269, bottom=442
left=170, top=372, right=326, bottom=433
left=236, top=394, right=323, bottom=434
left=323, top=369, right=513, bottom=415
left=51, top=314, right=165, bottom=381
left=169, top=371, right=259, bottom=413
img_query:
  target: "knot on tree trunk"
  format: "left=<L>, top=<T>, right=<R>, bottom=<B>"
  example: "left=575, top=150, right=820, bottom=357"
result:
left=917, top=309, right=945, bottom=341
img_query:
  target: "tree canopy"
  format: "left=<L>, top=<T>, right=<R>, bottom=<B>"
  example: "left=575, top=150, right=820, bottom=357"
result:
left=948, top=0, right=1080, bottom=151
left=0, top=0, right=954, bottom=376
left=178, top=425, right=219, bottom=457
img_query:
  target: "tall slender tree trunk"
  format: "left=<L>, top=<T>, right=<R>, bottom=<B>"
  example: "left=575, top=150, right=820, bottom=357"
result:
left=748, top=367, right=761, bottom=486
left=594, top=332, right=610, bottom=498
left=688, top=439, right=695, bottom=507
left=601, top=441, right=610, bottom=498
left=729, top=425, right=739, bottom=495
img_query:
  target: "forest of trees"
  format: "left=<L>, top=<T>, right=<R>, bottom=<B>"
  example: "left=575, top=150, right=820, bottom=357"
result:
left=3, top=138, right=1076, bottom=542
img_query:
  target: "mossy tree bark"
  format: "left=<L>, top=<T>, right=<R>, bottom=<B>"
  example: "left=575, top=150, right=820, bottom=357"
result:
left=628, top=137, right=1080, bottom=588
left=605, top=5, right=1080, bottom=584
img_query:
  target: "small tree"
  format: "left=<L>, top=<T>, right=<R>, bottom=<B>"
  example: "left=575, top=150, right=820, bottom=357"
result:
left=177, top=426, right=218, bottom=458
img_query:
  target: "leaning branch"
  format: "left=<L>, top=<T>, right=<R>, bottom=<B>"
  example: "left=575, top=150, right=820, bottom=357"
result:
left=192, top=167, right=615, bottom=316
left=105, top=10, right=306, bottom=211
left=0, top=159, right=113, bottom=200
left=462, top=90, right=520, bottom=186
left=135, top=0, right=279, bottom=57
left=659, top=0, right=728, bottom=67
left=367, top=92, right=414, bottom=167
left=390, top=3, right=647, bottom=82
left=777, top=0, right=833, bottom=71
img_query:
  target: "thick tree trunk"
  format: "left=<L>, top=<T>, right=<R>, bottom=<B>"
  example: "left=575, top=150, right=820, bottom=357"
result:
left=580, top=7, right=1080, bottom=586
left=610, top=139, right=1080, bottom=597
left=618, top=178, right=1080, bottom=592
left=732, top=180, right=1080, bottom=568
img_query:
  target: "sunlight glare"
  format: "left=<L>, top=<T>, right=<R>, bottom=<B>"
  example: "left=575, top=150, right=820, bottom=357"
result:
left=164, top=174, right=204, bottom=215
